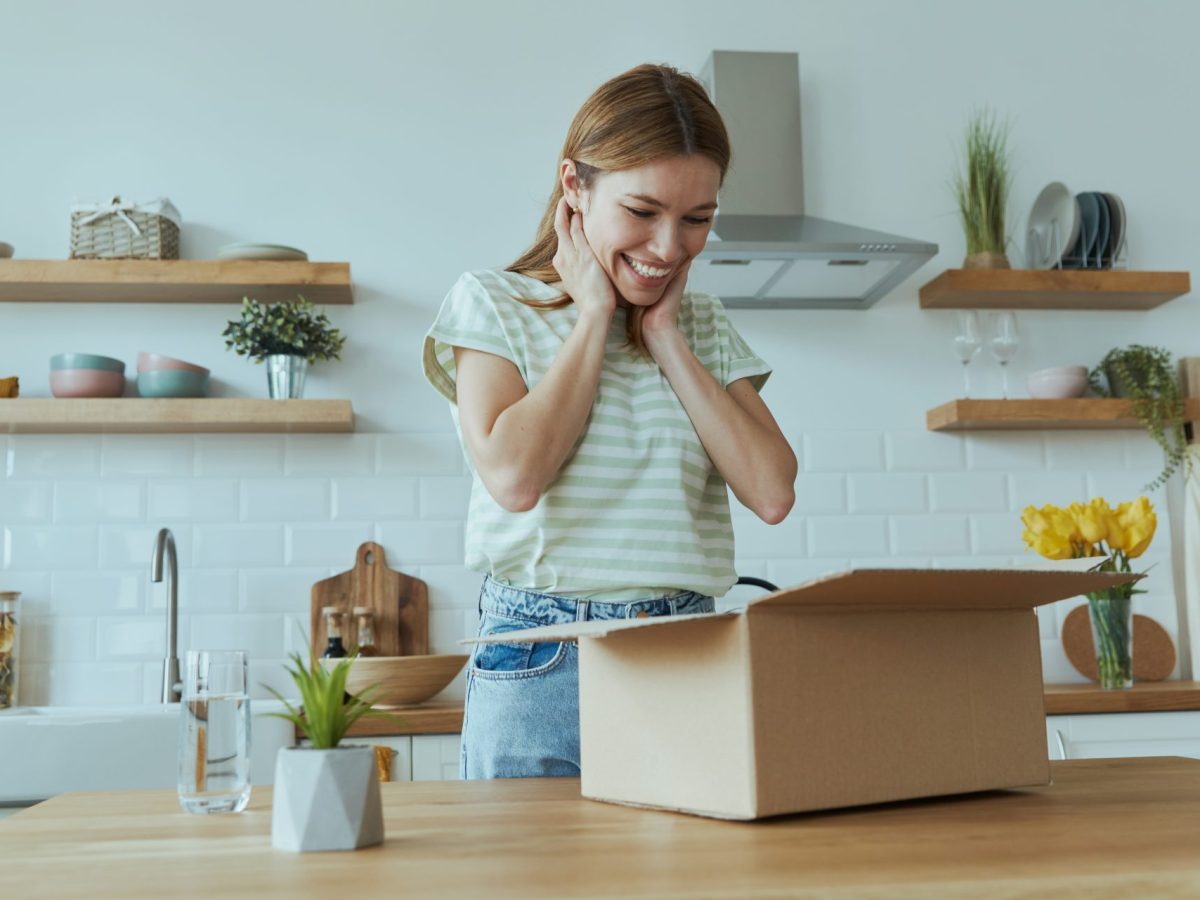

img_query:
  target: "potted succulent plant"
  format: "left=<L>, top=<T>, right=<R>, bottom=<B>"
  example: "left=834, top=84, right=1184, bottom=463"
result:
left=263, top=651, right=396, bottom=852
left=222, top=295, right=345, bottom=399
left=952, top=109, right=1013, bottom=269
left=1089, top=344, right=1191, bottom=490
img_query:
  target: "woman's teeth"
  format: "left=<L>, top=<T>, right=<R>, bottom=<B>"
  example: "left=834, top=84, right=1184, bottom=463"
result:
left=623, top=254, right=670, bottom=279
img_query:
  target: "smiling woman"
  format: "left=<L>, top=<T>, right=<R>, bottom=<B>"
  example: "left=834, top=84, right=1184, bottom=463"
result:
left=420, top=62, right=797, bottom=782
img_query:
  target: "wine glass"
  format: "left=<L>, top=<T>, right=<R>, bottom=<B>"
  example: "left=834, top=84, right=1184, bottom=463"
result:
left=952, top=311, right=982, bottom=397
left=989, top=312, right=1021, bottom=398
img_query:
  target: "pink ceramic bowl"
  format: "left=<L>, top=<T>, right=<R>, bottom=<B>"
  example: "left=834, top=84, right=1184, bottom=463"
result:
left=49, top=369, right=125, bottom=398
left=137, top=352, right=210, bottom=375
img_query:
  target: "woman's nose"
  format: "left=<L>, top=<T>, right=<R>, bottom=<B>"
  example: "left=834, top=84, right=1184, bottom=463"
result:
left=648, top=221, right=684, bottom=262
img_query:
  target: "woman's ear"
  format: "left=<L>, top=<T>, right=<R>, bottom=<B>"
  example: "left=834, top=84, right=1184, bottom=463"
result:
left=560, top=158, right=583, bottom=212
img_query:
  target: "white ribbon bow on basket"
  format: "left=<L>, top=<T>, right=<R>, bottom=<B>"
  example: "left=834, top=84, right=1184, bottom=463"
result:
left=72, top=196, right=183, bottom=235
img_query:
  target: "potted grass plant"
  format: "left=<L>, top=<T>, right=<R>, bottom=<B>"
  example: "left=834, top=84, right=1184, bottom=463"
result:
left=263, top=651, right=397, bottom=852
left=222, top=295, right=346, bottom=399
left=952, top=109, right=1013, bottom=269
left=1089, top=344, right=1191, bottom=490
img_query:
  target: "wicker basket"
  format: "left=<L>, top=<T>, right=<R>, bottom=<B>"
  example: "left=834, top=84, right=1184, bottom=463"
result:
left=69, top=196, right=182, bottom=260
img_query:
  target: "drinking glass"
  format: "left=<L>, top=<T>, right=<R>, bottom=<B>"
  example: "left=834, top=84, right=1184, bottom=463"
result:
left=989, top=312, right=1021, bottom=398
left=952, top=311, right=983, bottom=397
left=178, top=650, right=252, bottom=814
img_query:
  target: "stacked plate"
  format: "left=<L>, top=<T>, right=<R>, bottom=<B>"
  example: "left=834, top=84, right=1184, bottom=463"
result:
left=216, top=243, right=308, bottom=261
left=1025, top=183, right=1126, bottom=270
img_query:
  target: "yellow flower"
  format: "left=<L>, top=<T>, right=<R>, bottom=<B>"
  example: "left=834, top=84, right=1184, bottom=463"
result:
left=1025, top=530, right=1074, bottom=559
left=1069, top=498, right=1109, bottom=549
left=1022, top=504, right=1081, bottom=559
left=1117, top=496, right=1157, bottom=558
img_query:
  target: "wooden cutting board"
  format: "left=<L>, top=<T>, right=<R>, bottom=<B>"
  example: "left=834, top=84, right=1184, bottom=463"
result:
left=310, top=542, right=428, bottom=657
left=1061, top=604, right=1176, bottom=682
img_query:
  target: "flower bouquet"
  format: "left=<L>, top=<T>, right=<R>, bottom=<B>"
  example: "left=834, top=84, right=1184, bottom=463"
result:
left=1021, top=497, right=1156, bottom=689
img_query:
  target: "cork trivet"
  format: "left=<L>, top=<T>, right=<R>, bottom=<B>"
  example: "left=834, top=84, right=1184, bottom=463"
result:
left=1061, top=604, right=1177, bottom=682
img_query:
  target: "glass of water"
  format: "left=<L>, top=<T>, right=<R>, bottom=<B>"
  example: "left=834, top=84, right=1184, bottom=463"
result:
left=178, top=650, right=252, bottom=814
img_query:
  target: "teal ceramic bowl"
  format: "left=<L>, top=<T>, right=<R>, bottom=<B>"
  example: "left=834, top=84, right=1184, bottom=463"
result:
left=50, top=353, right=125, bottom=373
left=136, top=369, right=208, bottom=398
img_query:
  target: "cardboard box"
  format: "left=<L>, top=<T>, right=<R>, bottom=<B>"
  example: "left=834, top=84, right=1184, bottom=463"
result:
left=469, top=567, right=1138, bottom=820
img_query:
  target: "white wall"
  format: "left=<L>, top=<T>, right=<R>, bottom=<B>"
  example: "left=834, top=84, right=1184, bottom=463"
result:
left=1, top=0, right=1196, bottom=703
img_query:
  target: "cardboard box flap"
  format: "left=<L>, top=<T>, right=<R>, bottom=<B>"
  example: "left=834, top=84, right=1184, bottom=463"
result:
left=461, top=611, right=735, bottom=645
left=747, top=567, right=1141, bottom=612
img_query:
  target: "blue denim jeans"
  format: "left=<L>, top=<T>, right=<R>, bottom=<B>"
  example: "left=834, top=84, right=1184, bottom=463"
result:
left=460, top=576, right=716, bottom=779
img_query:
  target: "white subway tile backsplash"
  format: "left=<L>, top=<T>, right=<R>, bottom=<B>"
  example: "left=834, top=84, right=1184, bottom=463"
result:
left=22, top=616, right=96, bottom=663
left=1044, top=433, right=1126, bottom=471
left=803, top=432, right=884, bottom=472
left=194, top=525, right=284, bottom=568
left=148, top=480, right=240, bottom=522
left=849, top=474, right=927, bottom=514
left=965, top=434, right=1045, bottom=470
left=54, top=481, right=143, bottom=522
left=241, top=568, right=327, bottom=613
left=890, top=516, right=970, bottom=556
left=333, top=478, right=419, bottom=520
left=807, top=516, right=888, bottom=558
left=886, top=432, right=965, bottom=472
left=730, top=516, right=806, bottom=559
left=101, top=436, right=194, bottom=477
left=971, top=514, right=1026, bottom=556
left=1123, top=432, right=1169, bottom=473
left=187, top=614, right=285, bottom=658
left=0, top=481, right=53, bottom=522
left=241, top=478, right=330, bottom=522
left=928, top=473, right=1008, bottom=513
left=376, top=522, right=465, bottom=565
left=429, top=606, right=473, bottom=655
left=418, top=565, right=485, bottom=610
left=6, top=525, right=97, bottom=569
left=7, top=436, right=101, bottom=477
left=0, top=571, right=51, bottom=612
left=154, top=569, right=240, bottom=614
left=286, top=435, right=375, bottom=474
left=96, top=617, right=169, bottom=660
left=42, top=661, right=143, bottom=705
left=195, top=436, right=285, bottom=475
left=376, top=434, right=465, bottom=475
left=285, top=523, right=373, bottom=566
left=100, top=525, right=193, bottom=569
left=50, top=572, right=142, bottom=614
left=765, top=558, right=847, bottom=586
left=419, top=477, right=472, bottom=519
left=1086, top=472, right=1168, bottom=505
left=791, top=475, right=846, bottom=515
left=1009, top=472, right=1088, bottom=510
left=248, top=658, right=299, bottom=702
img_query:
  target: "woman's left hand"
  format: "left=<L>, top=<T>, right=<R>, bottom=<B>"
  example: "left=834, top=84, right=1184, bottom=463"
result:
left=641, top=259, right=692, bottom=351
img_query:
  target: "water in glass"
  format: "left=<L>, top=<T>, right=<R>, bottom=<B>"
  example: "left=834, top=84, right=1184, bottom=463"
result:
left=178, top=650, right=252, bottom=814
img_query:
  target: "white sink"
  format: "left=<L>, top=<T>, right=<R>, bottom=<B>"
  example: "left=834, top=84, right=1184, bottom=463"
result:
left=0, top=702, right=297, bottom=803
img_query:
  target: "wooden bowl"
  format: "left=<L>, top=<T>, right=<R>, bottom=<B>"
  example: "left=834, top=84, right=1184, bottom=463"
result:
left=327, top=654, right=468, bottom=706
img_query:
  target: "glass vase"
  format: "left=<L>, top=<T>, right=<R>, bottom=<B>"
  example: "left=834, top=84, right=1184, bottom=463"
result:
left=1087, top=593, right=1133, bottom=689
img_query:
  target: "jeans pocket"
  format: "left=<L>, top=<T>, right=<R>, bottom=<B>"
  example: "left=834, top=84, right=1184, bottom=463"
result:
left=471, top=611, right=567, bottom=680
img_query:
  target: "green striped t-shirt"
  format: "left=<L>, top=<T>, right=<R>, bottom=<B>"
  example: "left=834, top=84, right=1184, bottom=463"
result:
left=422, top=269, right=771, bottom=600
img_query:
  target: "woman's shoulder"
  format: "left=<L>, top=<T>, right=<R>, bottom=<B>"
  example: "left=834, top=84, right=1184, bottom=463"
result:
left=450, top=268, right=566, bottom=309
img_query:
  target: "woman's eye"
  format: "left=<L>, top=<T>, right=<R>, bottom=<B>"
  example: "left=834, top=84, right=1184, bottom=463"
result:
left=686, top=217, right=713, bottom=225
left=624, top=207, right=653, bottom=218
left=623, top=206, right=712, bottom=226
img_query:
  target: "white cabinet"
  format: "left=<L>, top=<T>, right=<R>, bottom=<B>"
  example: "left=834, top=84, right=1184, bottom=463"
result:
left=412, top=734, right=462, bottom=781
left=1047, top=711, right=1200, bottom=760
left=298, top=736, right=414, bottom=782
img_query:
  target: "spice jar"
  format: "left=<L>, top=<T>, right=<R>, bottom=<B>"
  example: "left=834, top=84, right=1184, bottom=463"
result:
left=321, top=606, right=347, bottom=659
left=0, top=592, right=20, bottom=709
left=353, top=607, right=378, bottom=657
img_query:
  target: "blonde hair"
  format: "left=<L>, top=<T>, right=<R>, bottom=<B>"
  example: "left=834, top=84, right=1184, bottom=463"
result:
left=507, top=63, right=731, bottom=352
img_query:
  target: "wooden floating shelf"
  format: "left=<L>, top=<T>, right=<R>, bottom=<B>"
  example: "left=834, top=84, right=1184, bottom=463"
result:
left=919, top=269, right=1191, bottom=310
left=0, top=259, right=353, bottom=305
left=927, top=398, right=1200, bottom=432
left=0, top=398, right=354, bottom=433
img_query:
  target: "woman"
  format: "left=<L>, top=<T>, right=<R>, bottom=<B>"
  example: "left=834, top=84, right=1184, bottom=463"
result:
left=423, top=63, right=796, bottom=779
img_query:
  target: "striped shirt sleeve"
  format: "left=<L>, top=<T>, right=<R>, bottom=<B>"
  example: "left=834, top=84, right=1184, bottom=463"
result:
left=423, top=272, right=518, bottom=404
left=707, top=294, right=772, bottom=391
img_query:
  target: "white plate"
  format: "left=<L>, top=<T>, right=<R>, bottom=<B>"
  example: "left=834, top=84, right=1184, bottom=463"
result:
left=1024, top=182, right=1080, bottom=269
left=216, top=243, right=308, bottom=261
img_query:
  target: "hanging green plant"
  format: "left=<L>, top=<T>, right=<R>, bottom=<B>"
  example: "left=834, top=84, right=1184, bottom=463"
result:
left=951, top=108, right=1013, bottom=268
left=222, top=295, right=346, bottom=364
left=1088, top=344, right=1191, bottom=490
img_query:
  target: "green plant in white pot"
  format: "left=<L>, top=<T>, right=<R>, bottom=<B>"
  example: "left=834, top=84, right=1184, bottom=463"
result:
left=222, top=295, right=345, bottom=399
left=264, top=651, right=395, bottom=852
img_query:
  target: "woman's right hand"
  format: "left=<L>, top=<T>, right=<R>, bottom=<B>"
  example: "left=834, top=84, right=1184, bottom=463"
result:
left=552, top=196, right=617, bottom=323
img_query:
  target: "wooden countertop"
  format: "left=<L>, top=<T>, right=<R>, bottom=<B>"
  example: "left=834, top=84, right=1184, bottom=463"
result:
left=1045, top=681, right=1200, bottom=715
left=4, top=758, right=1200, bottom=897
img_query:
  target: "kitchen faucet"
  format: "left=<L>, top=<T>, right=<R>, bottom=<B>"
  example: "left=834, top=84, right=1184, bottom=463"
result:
left=152, top=528, right=181, bottom=703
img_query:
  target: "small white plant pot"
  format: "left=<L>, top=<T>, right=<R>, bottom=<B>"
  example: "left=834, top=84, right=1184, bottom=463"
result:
left=271, top=745, right=384, bottom=852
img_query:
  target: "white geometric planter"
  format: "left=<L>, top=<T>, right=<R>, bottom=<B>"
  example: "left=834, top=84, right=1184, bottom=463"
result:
left=271, top=745, right=384, bottom=852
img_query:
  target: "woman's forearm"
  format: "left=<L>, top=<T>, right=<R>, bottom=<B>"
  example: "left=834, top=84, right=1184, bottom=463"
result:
left=469, top=311, right=611, bottom=510
left=646, top=330, right=797, bottom=523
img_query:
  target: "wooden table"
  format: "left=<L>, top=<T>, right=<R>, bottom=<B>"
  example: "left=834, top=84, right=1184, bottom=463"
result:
left=3, top=758, right=1200, bottom=897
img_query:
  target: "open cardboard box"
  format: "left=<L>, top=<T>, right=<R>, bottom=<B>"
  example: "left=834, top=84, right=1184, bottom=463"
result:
left=468, top=566, right=1138, bottom=820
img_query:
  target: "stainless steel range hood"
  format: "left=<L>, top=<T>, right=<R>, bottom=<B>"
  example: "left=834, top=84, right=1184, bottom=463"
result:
left=690, top=51, right=937, bottom=310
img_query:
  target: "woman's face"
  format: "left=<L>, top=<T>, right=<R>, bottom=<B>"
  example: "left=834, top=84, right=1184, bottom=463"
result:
left=563, top=155, right=721, bottom=307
